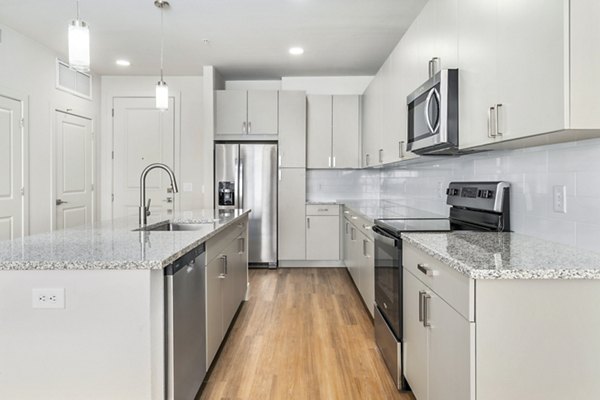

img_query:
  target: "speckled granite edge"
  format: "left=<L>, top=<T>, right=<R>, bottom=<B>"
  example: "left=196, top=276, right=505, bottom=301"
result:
left=0, top=210, right=251, bottom=271
left=401, top=233, right=600, bottom=280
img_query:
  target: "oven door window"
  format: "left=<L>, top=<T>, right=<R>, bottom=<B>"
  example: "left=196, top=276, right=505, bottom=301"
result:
left=374, top=229, right=402, bottom=339
left=408, top=84, right=441, bottom=145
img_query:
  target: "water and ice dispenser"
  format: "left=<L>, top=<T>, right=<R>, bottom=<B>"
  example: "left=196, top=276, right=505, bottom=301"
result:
left=218, top=181, right=235, bottom=206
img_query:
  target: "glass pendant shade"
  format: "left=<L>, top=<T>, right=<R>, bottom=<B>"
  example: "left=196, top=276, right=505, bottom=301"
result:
left=68, top=19, right=90, bottom=72
left=156, top=80, right=169, bottom=110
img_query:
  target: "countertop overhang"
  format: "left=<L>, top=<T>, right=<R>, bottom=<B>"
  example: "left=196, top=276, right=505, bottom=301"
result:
left=0, top=209, right=251, bottom=271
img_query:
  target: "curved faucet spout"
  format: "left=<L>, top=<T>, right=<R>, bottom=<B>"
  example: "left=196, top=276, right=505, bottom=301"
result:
left=139, top=163, right=179, bottom=226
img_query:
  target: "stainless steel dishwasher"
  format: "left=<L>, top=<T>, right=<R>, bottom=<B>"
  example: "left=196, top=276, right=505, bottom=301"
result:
left=164, top=243, right=206, bottom=400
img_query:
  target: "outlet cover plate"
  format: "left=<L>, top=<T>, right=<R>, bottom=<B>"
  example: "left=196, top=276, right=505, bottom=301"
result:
left=32, top=288, right=65, bottom=309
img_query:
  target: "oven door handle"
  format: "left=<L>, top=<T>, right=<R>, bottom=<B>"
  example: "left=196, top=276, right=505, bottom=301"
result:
left=372, top=225, right=395, bottom=239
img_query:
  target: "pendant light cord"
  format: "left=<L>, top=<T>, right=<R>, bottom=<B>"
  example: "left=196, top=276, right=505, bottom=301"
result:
left=160, top=7, right=164, bottom=81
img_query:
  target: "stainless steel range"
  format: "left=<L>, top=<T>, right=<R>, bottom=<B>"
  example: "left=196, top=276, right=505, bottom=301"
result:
left=373, top=181, right=510, bottom=390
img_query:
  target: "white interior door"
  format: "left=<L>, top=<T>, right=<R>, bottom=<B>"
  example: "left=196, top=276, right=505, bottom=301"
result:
left=55, top=111, right=93, bottom=230
left=112, top=97, right=175, bottom=220
left=0, top=95, right=23, bottom=240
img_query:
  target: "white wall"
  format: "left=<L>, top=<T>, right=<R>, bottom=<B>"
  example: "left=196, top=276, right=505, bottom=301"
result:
left=282, top=76, right=373, bottom=95
left=100, top=76, right=205, bottom=219
left=0, top=23, right=101, bottom=235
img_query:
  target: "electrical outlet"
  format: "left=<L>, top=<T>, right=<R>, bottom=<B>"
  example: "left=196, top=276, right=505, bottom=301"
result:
left=32, top=288, right=65, bottom=309
left=553, top=185, right=567, bottom=213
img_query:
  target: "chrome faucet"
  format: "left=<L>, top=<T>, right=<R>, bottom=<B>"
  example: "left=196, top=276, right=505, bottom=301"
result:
left=139, top=163, right=179, bottom=226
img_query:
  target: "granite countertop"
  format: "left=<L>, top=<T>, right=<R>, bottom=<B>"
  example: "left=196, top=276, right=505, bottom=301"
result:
left=308, top=199, right=446, bottom=222
left=402, top=231, right=600, bottom=280
left=0, top=209, right=250, bottom=271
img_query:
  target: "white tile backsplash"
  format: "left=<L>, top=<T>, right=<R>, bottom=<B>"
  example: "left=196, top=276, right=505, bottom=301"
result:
left=307, top=138, right=600, bottom=253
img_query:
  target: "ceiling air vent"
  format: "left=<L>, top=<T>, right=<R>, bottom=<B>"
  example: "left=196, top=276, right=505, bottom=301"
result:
left=55, top=59, right=92, bottom=100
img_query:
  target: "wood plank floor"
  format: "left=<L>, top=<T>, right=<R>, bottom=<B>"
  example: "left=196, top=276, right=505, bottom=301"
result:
left=198, top=268, right=415, bottom=400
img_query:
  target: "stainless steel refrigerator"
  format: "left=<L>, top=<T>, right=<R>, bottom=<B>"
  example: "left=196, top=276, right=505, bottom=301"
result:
left=215, top=143, right=278, bottom=267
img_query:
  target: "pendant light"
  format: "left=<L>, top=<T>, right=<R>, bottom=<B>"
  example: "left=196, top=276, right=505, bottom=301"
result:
left=155, top=0, right=170, bottom=110
left=68, top=0, right=90, bottom=72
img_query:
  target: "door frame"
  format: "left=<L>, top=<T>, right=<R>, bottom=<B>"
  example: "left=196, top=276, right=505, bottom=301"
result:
left=0, top=86, right=29, bottom=238
left=109, top=95, right=181, bottom=220
left=51, top=108, right=95, bottom=231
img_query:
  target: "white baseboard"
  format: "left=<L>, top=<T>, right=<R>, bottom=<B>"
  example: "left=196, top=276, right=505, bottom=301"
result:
left=278, top=260, right=346, bottom=268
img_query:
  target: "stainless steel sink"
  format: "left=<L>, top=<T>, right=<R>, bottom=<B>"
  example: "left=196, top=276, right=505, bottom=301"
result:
left=135, top=221, right=214, bottom=232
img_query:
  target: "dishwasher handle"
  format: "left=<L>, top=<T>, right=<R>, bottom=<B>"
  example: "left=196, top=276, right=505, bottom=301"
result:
left=164, top=243, right=206, bottom=276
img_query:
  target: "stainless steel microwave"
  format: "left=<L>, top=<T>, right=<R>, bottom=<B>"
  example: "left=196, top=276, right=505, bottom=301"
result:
left=407, top=69, right=458, bottom=155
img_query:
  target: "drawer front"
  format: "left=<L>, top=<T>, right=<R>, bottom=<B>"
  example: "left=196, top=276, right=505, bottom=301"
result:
left=206, top=217, right=247, bottom=263
left=403, top=243, right=474, bottom=321
left=344, top=207, right=374, bottom=240
left=306, top=204, right=340, bottom=216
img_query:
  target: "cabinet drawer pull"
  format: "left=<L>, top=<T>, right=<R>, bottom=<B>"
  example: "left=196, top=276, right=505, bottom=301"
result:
left=317, top=208, right=329, bottom=212
left=363, top=239, right=368, bottom=257
left=417, top=263, right=433, bottom=277
left=248, top=121, right=252, bottom=134
left=351, top=227, right=356, bottom=241
left=379, top=149, right=383, bottom=163
left=423, top=293, right=431, bottom=327
left=418, top=291, right=425, bottom=322
left=496, top=104, right=503, bottom=136
left=242, top=121, right=247, bottom=134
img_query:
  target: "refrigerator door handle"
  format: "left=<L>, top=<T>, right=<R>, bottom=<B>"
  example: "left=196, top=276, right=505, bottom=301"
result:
left=239, top=155, right=244, bottom=209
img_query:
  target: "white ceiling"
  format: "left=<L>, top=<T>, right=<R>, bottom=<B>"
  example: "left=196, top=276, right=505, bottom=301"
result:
left=0, top=0, right=427, bottom=79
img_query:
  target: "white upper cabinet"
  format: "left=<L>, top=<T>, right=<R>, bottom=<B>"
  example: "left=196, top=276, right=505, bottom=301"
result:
left=332, top=95, right=361, bottom=168
left=215, top=90, right=278, bottom=135
left=247, top=90, right=278, bottom=134
left=459, top=0, right=600, bottom=149
left=307, top=95, right=333, bottom=168
left=307, top=94, right=360, bottom=169
left=495, top=0, right=565, bottom=140
left=362, top=75, right=383, bottom=167
left=457, top=0, right=498, bottom=149
left=215, top=90, right=248, bottom=135
left=278, top=91, right=306, bottom=168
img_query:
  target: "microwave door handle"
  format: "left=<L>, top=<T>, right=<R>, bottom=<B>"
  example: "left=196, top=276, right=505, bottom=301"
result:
left=432, top=88, right=441, bottom=133
left=424, top=88, right=436, bottom=134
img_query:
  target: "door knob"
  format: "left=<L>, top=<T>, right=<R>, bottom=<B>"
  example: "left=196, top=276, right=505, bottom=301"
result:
left=56, top=199, right=68, bottom=206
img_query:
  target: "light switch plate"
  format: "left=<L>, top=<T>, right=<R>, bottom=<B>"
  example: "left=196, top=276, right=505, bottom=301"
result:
left=32, top=288, right=65, bottom=309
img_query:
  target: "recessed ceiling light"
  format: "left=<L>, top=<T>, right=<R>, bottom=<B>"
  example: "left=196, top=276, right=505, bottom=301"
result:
left=289, top=47, right=304, bottom=55
left=116, top=59, right=131, bottom=66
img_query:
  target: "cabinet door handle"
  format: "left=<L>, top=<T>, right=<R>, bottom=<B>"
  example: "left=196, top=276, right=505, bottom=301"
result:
left=307, top=217, right=310, bottom=229
left=278, top=169, right=282, bottom=181
left=242, top=121, right=247, bottom=134
left=487, top=106, right=496, bottom=138
left=238, top=237, right=245, bottom=254
left=399, top=141, right=405, bottom=158
left=366, top=154, right=370, bottom=166
left=379, top=149, right=383, bottom=163
left=248, top=121, right=252, bottom=134
left=345, top=222, right=349, bottom=234
left=418, top=291, right=425, bottom=322
left=351, top=227, right=356, bottom=241
left=278, top=154, right=282, bottom=167
left=417, top=263, right=433, bottom=277
left=328, top=156, right=331, bottom=168
left=363, top=239, right=368, bottom=257
left=218, top=255, right=227, bottom=278
left=333, top=156, right=336, bottom=168
left=496, top=104, right=503, bottom=136
left=423, top=293, right=431, bottom=327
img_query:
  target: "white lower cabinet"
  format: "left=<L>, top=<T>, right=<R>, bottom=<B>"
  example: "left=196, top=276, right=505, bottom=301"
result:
left=278, top=169, right=306, bottom=260
left=403, top=268, right=473, bottom=400
left=205, top=222, right=248, bottom=368
left=343, top=210, right=374, bottom=317
left=403, top=239, right=474, bottom=400
left=306, top=205, right=340, bottom=261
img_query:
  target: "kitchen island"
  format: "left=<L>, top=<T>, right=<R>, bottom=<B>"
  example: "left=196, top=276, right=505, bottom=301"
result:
left=401, top=231, right=600, bottom=400
left=0, top=209, right=250, bottom=400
